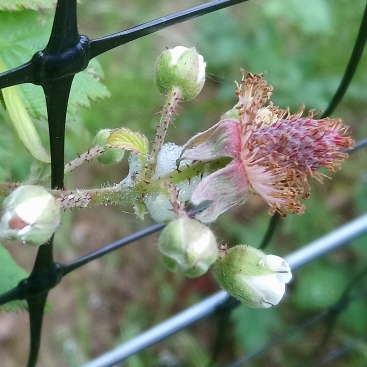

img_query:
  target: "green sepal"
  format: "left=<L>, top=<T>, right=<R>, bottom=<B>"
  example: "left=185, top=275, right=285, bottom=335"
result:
left=107, top=127, right=149, bottom=155
left=133, top=201, right=146, bottom=220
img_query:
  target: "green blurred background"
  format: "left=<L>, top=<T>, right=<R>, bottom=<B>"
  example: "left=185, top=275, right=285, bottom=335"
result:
left=1, top=0, right=367, bottom=366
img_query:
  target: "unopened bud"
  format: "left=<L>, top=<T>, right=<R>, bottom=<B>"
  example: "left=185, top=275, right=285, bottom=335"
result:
left=159, top=217, right=218, bottom=278
left=93, top=129, right=125, bottom=164
left=155, top=46, right=206, bottom=101
left=214, top=245, right=292, bottom=308
left=0, top=185, right=61, bottom=245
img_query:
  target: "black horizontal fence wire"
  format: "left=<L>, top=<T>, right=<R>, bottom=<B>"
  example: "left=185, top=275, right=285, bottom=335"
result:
left=0, top=0, right=365, bottom=366
left=62, top=223, right=164, bottom=275
left=0, top=205, right=209, bottom=307
left=88, top=0, right=249, bottom=58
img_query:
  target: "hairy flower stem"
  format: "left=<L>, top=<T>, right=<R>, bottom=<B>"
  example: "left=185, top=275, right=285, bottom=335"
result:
left=64, top=146, right=106, bottom=174
left=26, top=146, right=107, bottom=186
left=52, top=159, right=227, bottom=208
left=0, top=157, right=230, bottom=209
left=52, top=185, right=124, bottom=208
left=145, top=87, right=182, bottom=181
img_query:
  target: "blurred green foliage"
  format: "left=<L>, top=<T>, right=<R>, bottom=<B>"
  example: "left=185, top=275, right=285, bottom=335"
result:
left=232, top=306, right=281, bottom=352
left=0, top=244, right=29, bottom=312
left=293, top=261, right=350, bottom=310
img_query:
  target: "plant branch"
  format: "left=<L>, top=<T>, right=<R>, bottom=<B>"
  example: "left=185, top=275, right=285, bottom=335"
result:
left=145, top=87, right=182, bottom=181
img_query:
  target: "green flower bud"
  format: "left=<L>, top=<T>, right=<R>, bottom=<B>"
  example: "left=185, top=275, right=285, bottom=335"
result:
left=155, top=46, right=206, bottom=101
left=159, top=217, right=218, bottom=278
left=0, top=185, right=61, bottom=245
left=93, top=129, right=125, bottom=164
left=214, top=245, right=292, bottom=308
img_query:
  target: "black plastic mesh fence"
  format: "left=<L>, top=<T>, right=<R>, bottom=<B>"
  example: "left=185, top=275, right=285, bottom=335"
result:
left=0, top=1, right=366, bottom=367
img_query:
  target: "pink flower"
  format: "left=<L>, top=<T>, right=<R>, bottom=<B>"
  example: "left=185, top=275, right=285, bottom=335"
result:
left=181, top=71, right=354, bottom=223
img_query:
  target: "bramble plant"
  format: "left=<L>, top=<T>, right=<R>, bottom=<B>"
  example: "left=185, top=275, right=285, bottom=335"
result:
left=0, top=1, right=364, bottom=366
left=0, top=45, right=353, bottom=308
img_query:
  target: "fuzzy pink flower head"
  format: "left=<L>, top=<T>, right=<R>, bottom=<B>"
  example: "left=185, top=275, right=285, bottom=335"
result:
left=181, top=71, right=354, bottom=223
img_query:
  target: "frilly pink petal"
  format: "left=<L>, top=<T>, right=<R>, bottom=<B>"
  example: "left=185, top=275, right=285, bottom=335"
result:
left=192, top=159, right=250, bottom=223
left=181, top=119, right=241, bottom=161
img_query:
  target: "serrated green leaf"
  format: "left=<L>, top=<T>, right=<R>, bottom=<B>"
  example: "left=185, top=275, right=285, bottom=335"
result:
left=133, top=201, right=146, bottom=219
left=0, top=11, right=110, bottom=122
left=0, top=57, right=51, bottom=163
left=0, top=0, right=53, bottom=11
left=107, top=127, right=149, bottom=155
left=0, top=243, right=29, bottom=312
left=68, top=59, right=111, bottom=119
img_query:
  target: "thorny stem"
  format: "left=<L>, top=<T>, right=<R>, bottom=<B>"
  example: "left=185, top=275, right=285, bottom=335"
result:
left=28, top=146, right=108, bottom=186
left=166, top=183, right=187, bottom=218
left=26, top=146, right=108, bottom=186
left=64, top=146, right=106, bottom=174
left=0, top=158, right=229, bottom=210
left=53, top=158, right=229, bottom=208
left=145, top=87, right=182, bottom=181
left=0, top=126, right=364, bottom=210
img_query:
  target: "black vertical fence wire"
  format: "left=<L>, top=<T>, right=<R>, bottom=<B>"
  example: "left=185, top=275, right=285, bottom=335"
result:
left=0, top=1, right=365, bottom=366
